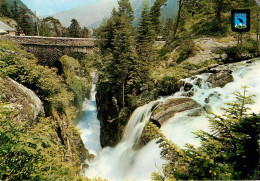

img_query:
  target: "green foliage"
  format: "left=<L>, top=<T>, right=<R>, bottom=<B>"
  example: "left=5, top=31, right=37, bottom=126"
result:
left=81, top=27, right=91, bottom=38
left=150, top=0, right=167, bottom=35
left=163, top=18, right=174, bottom=40
left=0, top=41, right=75, bottom=114
left=175, top=39, right=196, bottom=64
left=9, top=0, right=35, bottom=35
left=0, top=101, right=80, bottom=180
left=40, top=16, right=66, bottom=37
left=60, top=55, right=92, bottom=109
left=0, top=0, right=10, bottom=17
left=149, top=87, right=260, bottom=180
left=68, top=19, right=81, bottom=38
left=0, top=40, right=95, bottom=180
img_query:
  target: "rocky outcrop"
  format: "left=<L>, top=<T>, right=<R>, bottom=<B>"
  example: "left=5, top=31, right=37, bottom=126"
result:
left=207, top=72, right=234, bottom=88
left=186, top=37, right=237, bottom=64
left=96, top=90, right=121, bottom=147
left=138, top=98, right=202, bottom=146
left=151, top=98, right=202, bottom=125
left=0, top=77, right=45, bottom=124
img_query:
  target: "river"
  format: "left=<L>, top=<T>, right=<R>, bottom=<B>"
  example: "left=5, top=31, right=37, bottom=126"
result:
left=78, top=59, right=260, bottom=181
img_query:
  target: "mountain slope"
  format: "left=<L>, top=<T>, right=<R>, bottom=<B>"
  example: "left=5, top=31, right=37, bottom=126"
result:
left=6, top=0, right=37, bottom=22
left=49, top=0, right=178, bottom=28
left=49, top=0, right=118, bottom=28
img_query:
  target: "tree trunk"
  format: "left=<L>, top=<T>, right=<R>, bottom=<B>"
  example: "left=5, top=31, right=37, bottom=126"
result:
left=257, top=13, right=259, bottom=52
left=173, top=0, right=182, bottom=37
left=122, top=80, right=125, bottom=108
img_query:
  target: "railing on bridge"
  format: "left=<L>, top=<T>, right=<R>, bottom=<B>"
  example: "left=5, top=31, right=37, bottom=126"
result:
left=0, top=36, right=96, bottom=47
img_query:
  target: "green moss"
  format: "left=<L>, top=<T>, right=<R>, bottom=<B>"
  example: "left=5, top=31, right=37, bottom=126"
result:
left=60, top=55, right=92, bottom=109
left=0, top=40, right=94, bottom=179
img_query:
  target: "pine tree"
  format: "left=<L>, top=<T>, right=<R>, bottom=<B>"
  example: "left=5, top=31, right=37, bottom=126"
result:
left=0, top=0, right=10, bottom=17
left=111, top=1, right=137, bottom=107
left=68, top=19, right=81, bottom=38
left=163, top=18, right=175, bottom=39
left=136, top=1, right=155, bottom=83
left=150, top=0, right=167, bottom=36
left=11, top=1, right=19, bottom=20
left=80, top=27, right=90, bottom=38
left=148, top=87, right=259, bottom=180
left=94, top=11, right=116, bottom=54
left=118, top=0, right=134, bottom=21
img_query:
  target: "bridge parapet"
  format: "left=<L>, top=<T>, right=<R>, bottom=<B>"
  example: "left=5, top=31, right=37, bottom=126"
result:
left=0, top=36, right=95, bottom=47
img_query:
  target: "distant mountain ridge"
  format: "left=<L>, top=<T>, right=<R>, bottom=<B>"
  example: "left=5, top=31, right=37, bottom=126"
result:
left=46, top=0, right=178, bottom=28
left=6, top=0, right=37, bottom=21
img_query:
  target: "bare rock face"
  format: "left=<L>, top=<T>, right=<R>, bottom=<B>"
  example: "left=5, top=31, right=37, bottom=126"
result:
left=207, top=72, right=234, bottom=88
left=138, top=98, right=202, bottom=147
left=151, top=98, right=201, bottom=125
left=0, top=77, right=45, bottom=123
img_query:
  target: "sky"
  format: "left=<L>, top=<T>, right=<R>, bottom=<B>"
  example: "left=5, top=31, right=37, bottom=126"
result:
left=22, top=0, right=96, bottom=16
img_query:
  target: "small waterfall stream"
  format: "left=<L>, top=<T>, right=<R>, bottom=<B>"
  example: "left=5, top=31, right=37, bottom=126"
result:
left=76, top=83, right=102, bottom=155
left=80, top=59, right=260, bottom=181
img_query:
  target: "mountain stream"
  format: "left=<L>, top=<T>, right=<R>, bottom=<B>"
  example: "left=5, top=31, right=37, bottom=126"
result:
left=78, top=59, right=260, bottom=181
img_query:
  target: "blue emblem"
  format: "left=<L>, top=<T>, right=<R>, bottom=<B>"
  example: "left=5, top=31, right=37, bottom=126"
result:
left=234, top=13, right=247, bottom=29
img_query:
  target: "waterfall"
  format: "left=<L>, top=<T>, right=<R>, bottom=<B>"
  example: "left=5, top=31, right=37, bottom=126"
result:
left=76, top=83, right=102, bottom=155
left=81, top=59, right=260, bottom=181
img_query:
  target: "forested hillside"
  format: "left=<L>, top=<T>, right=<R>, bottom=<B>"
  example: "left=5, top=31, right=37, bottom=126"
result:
left=94, top=0, right=259, bottom=146
left=91, top=0, right=259, bottom=180
left=0, top=0, right=91, bottom=37
left=0, top=40, right=95, bottom=180
left=49, top=0, right=178, bottom=28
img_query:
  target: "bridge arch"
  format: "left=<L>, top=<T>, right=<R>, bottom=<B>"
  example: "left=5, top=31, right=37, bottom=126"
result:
left=0, top=36, right=96, bottom=66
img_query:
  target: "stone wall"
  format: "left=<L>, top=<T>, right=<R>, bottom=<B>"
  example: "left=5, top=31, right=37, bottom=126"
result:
left=0, top=36, right=95, bottom=46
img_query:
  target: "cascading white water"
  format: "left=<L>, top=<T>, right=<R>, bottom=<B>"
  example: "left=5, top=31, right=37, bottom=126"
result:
left=76, top=83, right=102, bottom=155
left=82, top=59, right=260, bottom=181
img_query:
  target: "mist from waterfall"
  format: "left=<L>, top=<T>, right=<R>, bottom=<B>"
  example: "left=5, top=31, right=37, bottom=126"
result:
left=80, top=59, right=260, bottom=181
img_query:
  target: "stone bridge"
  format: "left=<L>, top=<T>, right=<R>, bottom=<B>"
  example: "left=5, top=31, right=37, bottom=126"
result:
left=0, top=36, right=96, bottom=66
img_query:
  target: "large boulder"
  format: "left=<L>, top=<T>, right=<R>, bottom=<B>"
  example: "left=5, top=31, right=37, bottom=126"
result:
left=138, top=98, right=202, bottom=147
left=207, top=72, right=233, bottom=88
left=0, top=77, right=45, bottom=123
left=151, top=98, right=202, bottom=125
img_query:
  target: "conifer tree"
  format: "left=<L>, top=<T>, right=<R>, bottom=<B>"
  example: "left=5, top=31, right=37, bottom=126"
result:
left=150, top=0, right=167, bottom=36
left=11, top=1, right=19, bottom=20
left=136, top=1, right=155, bottom=83
left=110, top=0, right=137, bottom=107
left=118, top=0, right=134, bottom=21
left=80, top=27, right=90, bottom=38
left=149, top=87, right=259, bottom=180
left=0, top=0, right=10, bottom=17
left=68, top=19, right=81, bottom=38
left=163, top=18, right=175, bottom=39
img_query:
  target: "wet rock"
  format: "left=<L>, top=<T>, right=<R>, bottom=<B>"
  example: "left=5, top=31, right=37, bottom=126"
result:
left=194, top=78, right=203, bottom=88
left=205, top=92, right=221, bottom=103
left=96, top=90, right=121, bottom=147
left=139, top=98, right=202, bottom=147
left=0, top=77, right=45, bottom=124
left=206, top=72, right=234, bottom=88
left=138, top=119, right=162, bottom=148
left=151, top=98, right=201, bottom=125
left=181, top=91, right=195, bottom=97
left=179, top=80, right=193, bottom=91
left=187, top=107, right=204, bottom=117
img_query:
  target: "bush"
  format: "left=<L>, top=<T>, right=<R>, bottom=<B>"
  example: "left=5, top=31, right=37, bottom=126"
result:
left=176, top=39, right=196, bottom=63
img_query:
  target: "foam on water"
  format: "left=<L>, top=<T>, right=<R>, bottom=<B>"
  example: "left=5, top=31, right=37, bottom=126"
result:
left=77, top=84, right=102, bottom=155
left=81, top=59, right=260, bottom=181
